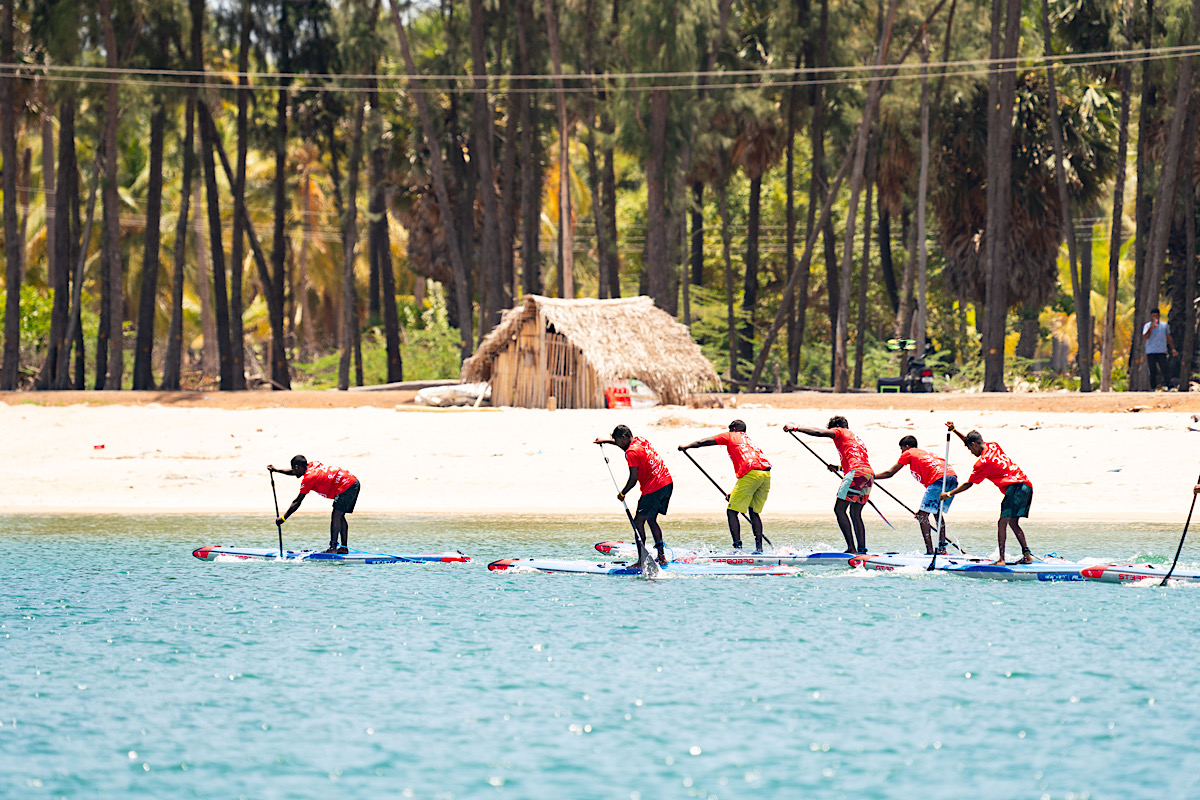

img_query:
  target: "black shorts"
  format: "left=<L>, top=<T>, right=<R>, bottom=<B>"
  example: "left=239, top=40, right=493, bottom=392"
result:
left=636, top=483, right=673, bottom=520
left=999, top=482, right=1032, bottom=519
left=333, top=480, right=360, bottom=513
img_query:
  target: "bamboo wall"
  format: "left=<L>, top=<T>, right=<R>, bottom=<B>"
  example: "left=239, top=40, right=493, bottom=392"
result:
left=487, top=313, right=605, bottom=408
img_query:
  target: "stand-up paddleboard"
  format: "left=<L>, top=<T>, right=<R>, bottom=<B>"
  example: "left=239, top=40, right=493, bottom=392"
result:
left=941, top=555, right=1086, bottom=581
left=488, top=557, right=803, bottom=576
left=848, top=552, right=991, bottom=571
left=1081, top=563, right=1200, bottom=584
left=593, top=541, right=854, bottom=565
left=192, top=546, right=471, bottom=564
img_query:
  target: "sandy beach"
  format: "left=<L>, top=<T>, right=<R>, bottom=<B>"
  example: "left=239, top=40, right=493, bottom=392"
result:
left=5, top=389, right=1200, bottom=522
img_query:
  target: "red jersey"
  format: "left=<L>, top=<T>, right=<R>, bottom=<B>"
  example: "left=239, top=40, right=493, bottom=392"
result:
left=832, top=428, right=872, bottom=473
left=299, top=461, right=358, bottom=499
left=968, top=442, right=1031, bottom=492
left=625, top=437, right=673, bottom=494
left=896, top=447, right=956, bottom=487
left=713, top=431, right=771, bottom=478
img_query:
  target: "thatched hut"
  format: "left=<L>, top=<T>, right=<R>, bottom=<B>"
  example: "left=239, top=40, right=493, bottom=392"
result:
left=462, top=295, right=720, bottom=408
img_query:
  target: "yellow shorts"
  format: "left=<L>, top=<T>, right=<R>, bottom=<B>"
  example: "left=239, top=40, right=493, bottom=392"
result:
left=728, top=469, right=771, bottom=514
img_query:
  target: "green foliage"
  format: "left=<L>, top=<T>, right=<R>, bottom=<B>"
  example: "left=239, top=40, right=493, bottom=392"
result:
left=0, top=286, right=55, bottom=358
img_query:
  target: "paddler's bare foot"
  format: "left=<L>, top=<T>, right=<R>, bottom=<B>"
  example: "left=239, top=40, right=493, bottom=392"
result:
left=1016, top=554, right=1034, bottom=565
left=991, top=559, right=1007, bottom=566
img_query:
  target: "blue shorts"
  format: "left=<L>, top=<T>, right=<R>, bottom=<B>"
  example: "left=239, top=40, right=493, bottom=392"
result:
left=919, top=476, right=958, bottom=515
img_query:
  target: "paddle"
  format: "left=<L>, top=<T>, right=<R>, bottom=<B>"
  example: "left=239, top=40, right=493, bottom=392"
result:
left=597, top=443, right=659, bottom=578
left=928, top=430, right=953, bottom=571
left=680, top=449, right=774, bottom=550
left=785, top=429, right=896, bottom=531
left=269, top=468, right=285, bottom=558
left=1160, top=471, right=1200, bottom=586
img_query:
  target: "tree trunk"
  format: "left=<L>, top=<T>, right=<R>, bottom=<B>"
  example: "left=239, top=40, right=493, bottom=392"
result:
left=645, top=88, right=674, bottom=314
left=389, top=0, right=475, bottom=359
left=162, top=99, right=195, bottom=391
left=853, top=138, right=876, bottom=389
left=269, top=0, right=294, bottom=389
left=132, top=97, right=166, bottom=389
left=199, top=97, right=234, bottom=390
left=1040, top=0, right=1087, bottom=390
left=40, top=97, right=74, bottom=389
left=58, top=161, right=99, bottom=390
left=369, top=93, right=402, bottom=382
left=4, top=0, right=25, bottom=387
left=784, top=44, right=802, bottom=385
left=43, top=119, right=56, bottom=295
left=834, top=0, right=899, bottom=392
left=739, top=176, right=763, bottom=373
left=338, top=98, right=367, bottom=391
left=1132, top=0, right=1198, bottom=389
left=543, top=0, right=574, bottom=300
left=877, top=200, right=899, bottom=312
left=228, top=0, right=252, bottom=390
left=719, top=185, right=737, bottom=382
left=602, top=145, right=620, bottom=297
left=100, top=0, right=124, bottom=389
left=516, top=0, right=541, bottom=296
left=914, top=38, right=932, bottom=360
left=1130, top=0, right=1156, bottom=386
left=193, top=178, right=219, bottom=378
left=982, top=0, right=1022, bottom=392
left=471, top=0, right=506, bottom=330
left=1101, top=65, right=1131, bottom=391
left=1180, top=130, right=1197, bottom=391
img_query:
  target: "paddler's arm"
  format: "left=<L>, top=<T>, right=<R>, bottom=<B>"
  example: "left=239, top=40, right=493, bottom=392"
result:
left=783, top=424, right=833, bottom=438
left=618, top=467, right=638, bottom=501
left=941, top=481, right=972, bottom=501
left=874, top=461, right=903, bottom=480
left=593, top=437, right=615, bottom=446
left=678, top=436, right=719, bottom=450
left=278, top=493, right=305, bottom=525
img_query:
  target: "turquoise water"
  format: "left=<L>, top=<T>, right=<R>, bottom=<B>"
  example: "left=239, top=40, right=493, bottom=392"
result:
left=3, top=513, right=1200, bottom=799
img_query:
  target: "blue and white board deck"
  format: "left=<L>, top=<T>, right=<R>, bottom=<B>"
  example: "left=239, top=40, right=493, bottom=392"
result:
left=1081, top=563, right=1200, bottom=583
left=848, top=552, right=993, bottom=571
left=488, top=557, right=803, bottom=576
left=192, top=546, right=471, bottom=565
left=593, top=540, right=854, bottom=565
left=940, top=556, right=1087, bottom=581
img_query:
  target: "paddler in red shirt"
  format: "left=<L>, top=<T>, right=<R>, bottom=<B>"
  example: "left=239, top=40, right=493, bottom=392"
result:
left=785, top=416, right=874, bottom=554
left=875, top=435, right=958, bottom=555
left=268, top=455, right=361, bottom=554
left=593, top=425, right=673, bottom=566
left=939, top=422, right=1035, bottom=565
left=678, top=420, right=772, bottom=552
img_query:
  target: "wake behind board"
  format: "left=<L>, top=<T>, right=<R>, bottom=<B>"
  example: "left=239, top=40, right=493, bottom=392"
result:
left=488, top=557, right=802, bottom=576
left=192, top=546, right=471, bottom=565
left=848, top=552, right=992, bottom=572
left=594, top=541, right=853, bottom=565
left=941, top=556, right=1086, bottom=582
left=1081, top=563, right=1200, bottom=584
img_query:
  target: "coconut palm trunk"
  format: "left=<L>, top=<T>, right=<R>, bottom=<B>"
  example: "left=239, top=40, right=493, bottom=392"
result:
left=471, top=0, right=506, bottom=329
left=516, top=0, right=542, bottom=296
left=1040, top=0, right=1088, bottom=390
left=99, top=0, right=124, bottom=389
left=544, top=0, right=574, bottom=300
left=162, top=99, right=195, bottom=391
left=338, top=98, right=367, bottom=391
left=981, top=0, right=1022, bottom=392
left=1101, top=65, right=1131, bottom=391
left=1, top=0, right=22, bottom=389
left=40, top=96, right=75, bottom=389
left=132, top=95, right=166, bottom=390
left=1180, top=136, right=1197, bottom=392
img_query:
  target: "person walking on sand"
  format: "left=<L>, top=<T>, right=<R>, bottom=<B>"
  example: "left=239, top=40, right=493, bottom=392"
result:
left=875, top=435, right=958, bottom=555
left=939, top=423, right=1034, bottom=565
left=269, top=456, right=361, bottom=554
left=785, top=417, right=874, bottom=554
left=679, top=420, right=772, bottom=552
left=594, top=425, right=673, bottom=566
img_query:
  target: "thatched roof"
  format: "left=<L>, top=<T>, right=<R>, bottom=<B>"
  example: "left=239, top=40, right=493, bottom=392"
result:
left=462, top=295, right=721, bottom=405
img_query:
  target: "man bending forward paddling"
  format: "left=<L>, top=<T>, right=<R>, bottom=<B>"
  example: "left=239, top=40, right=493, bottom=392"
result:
left=594, top=426, right=673, bottom=566
left=939, top=423, right=1035, bottom=565
left=678, top=420, right=771, bottom=552
left=269, top=456, right=361, bottom=554
left=785, top=417, right=875, bottom=554
left=874, top=435, right=958, bottom=555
